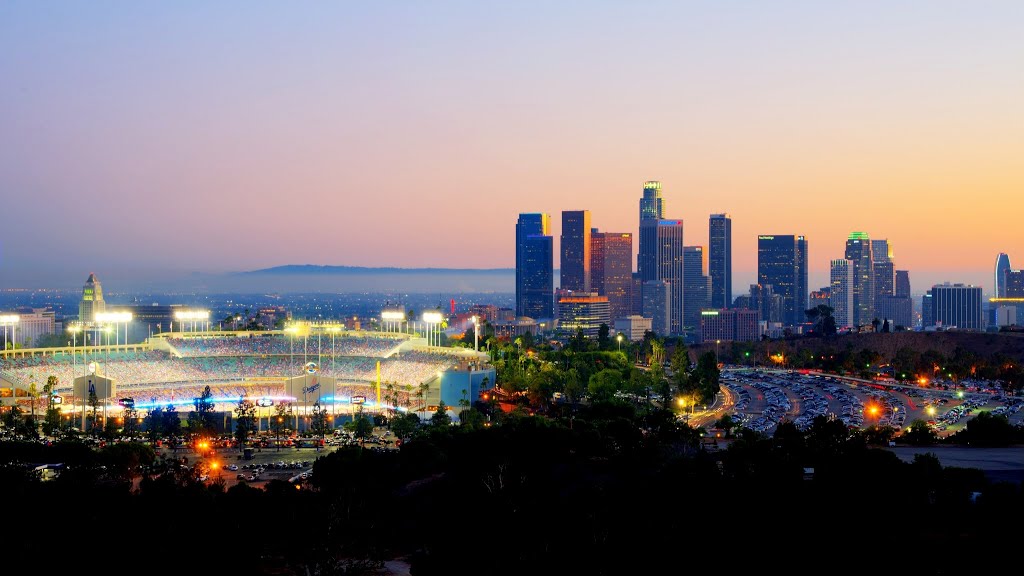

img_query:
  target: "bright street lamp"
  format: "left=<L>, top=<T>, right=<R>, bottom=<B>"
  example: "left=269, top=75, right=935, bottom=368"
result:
left=616, top=333, right=623, bottom=352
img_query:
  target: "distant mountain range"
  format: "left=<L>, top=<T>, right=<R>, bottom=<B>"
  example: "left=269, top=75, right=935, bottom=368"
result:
left=240, top=265, right=517, bottom=275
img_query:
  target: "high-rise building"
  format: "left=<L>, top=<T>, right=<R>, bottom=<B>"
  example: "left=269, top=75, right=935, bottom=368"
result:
left=809, top=288, right=831, bottom=310
left=844, top=232, right=874, bottom=327
left=871, top=239, right=892, bottom=264
left=557, top=293, right=610, bottom=339
left=590, top=232, right=633, bottom=321
left=929, top=283, right=984, bottom=331
left=830, top=259, right=854, bottom=329
left=748, top=283, right=783, bottom=324
left=78, top=272, right=106, bottom=323
left=516, top=213, right=553, bottom=319
left=560, top=210, right=591, bottom=292
left=639, top=180, right=664, bottom=221
left=757, top=235, right=808, bottom=325
left=873, top=260, right=895, bottom=312
left=876, top=296, right=913, bottom=330
left=630, top=273, right=644, bottom=316
left=640, top=219, right=684, bottom=334
left=922, top=290, right=933, bottom=328
left=708, top=213, right=732, bottom=309
left=683, top=246, right=710, bottom=336
left=614, top=315, right=652, bottom=342
left=1006, top=270, right=1024, bottom=298
left=10, top=307, right=56, bottom=347
left=995, top=253, right=1012, bottom=298
left=895, top=270, right=911, bottom=298
left=642, top=280, right=671, bottom=336
left=700, top=309, right=758, bottom=342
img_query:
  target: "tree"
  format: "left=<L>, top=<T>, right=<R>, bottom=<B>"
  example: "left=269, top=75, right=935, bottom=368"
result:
left=271, top=403, right=290, bottom=451
left=587, top=369, right=622, bottom=402
left=871, top=318, right=881, bottom=333
left=310, top=402, right=331, bottom=441
left=349, top=406, right=374, bottom=445
left=881, top=319, right=891, bottom=333
left=234, top=394, right=258, bottom=451
left=87, top=385, right=100, bottom=436
left=690, top=351, right=721, bottom=405
left=714, top=414, right=737, bottom=437
left=431, top=402, right=451, bottom=427
left=146, top=405, right=165, bottom=442
left=390, top=412, right=419, bottom=440
left=163, top=404, right=182, bottom=438
left=901, top=419, right=937, bottom=446
left=187, top=385, right=216, bottom=440
left=597, top=323, right=611, bottom=350
left=42, top=375, right=61, bottom=437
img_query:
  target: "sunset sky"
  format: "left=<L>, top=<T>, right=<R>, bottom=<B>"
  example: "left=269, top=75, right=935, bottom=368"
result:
left=1, top=2, right=1022, bottom=294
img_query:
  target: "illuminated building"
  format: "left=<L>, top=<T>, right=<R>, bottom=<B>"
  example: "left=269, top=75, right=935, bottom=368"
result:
left=516, top=213, right=553, bottom=319
left=78, top=272, right=106, bottom=323
left=995, top=253, right=1012, bottom=298
left=683, top=246, right=710, bottom=336
left=928, top=283, right=983, bottom=331
left=700, top=309, right=758, bottom=342
left=591, top=231, right=633, bottom=321
left=830, top=259, right=854, bottom=329
left=639, top=180, right=664, bottom=221
left=756, top=235, right=808, bottom=325
left=557, top=293, right=610, bottom=339
left=639, top=219, right=684, bottom=334
left=709, top=213, right=732, bottom=309
left=844, top=232, right=874, bottom=327
left=560, top=210, right=591, bottom=292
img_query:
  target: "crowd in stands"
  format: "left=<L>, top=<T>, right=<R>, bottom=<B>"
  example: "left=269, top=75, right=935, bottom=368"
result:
left=1, top=349, right=456, bottom=395
left=164, top=335, right=404, bottom=358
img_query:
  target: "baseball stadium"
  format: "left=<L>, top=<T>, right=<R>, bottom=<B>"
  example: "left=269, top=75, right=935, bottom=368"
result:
left=0, top=323, right=495, bottom=429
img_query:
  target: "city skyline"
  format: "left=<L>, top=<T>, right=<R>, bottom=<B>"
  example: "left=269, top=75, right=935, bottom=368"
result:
left=2, top=3, right=1021, bottom=292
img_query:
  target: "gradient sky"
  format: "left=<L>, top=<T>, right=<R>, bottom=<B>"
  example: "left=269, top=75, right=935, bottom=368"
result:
left=2, top=1, right=1022, bottom=294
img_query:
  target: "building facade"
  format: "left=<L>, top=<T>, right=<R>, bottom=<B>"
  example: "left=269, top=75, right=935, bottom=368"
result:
left=756, top=235, right=807, bottom=326
left=642, top=280, right=671, bottom=336
left=614, top=315, right=652, bottom=342
left=700, top=309, right=758, bottom=342
left=1006, top=270, right=1024, bottom=297
left=560, top=210, right=591, bottom=292
left=830, top=259, right=854, bottom=329
left=78, top=272, right=106, bottom=324
left=683, top=245, right=710, bottom=337
left=995, top=253, right=1012, bottom=298
left=708, top=213, right=732, bottom=309
left=639, top=180, right=665, bottom=221
left=844, top=232, right=874, bottom=327
left=929, top=283, right=984, bottom=331
left=557, top=293, right=611, bottom=339
left=591, top=231, right=633, bottom=321
left=639, top=219, right=684, bottom=334
left=516, top=213, right=553, bottom=319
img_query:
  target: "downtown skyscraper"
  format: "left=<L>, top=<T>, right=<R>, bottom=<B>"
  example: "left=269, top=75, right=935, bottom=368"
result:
left=844, top=232, right=874, bottom=327
left=756, top=235, right=808, bottom=326
left=516, top=213, right=553, bottom=319
left=591, top=231, right=633, bottom=321
left=995, top=253, right=1012, bottom=297
left=708, top=213, right=732, bottom=309
left=830, top=259, right=854, bottom=329
left=639, top=181, right=664, bottom=221
left=640, top=219, right=684, bottom=334
left=683, top=245, right=710, bottom=335
left=560, top=210, right=591, bottom=292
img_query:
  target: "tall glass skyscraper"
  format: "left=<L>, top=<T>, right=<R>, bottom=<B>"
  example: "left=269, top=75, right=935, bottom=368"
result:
left=516, top=213, right=553, bottom=319
left=757, top=235, right=808, bottom=326
left=683, top=246, right=710, bottom=335
left=830, top=259, right=854, bottom=328
left=592, top=231, right=633, bottom=321
left=995, top=253, right=1012, bottom=298
left=560, top=210, right=591, bottom=292
left=844, top=232, right=874, bottom=327
left=639, top=181, right=664, bottom=221
left=709, top=213, right=732, bottom=309
left=640, top=219, right=684, bottom=334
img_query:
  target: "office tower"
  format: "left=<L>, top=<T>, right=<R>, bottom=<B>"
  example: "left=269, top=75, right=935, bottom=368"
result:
left=640, top=219, right=684, bottom=334
left=929, top=283, right=984, bottom=331
left=757, top=235, right=808, bottom=325
left=614, top=316, right=652, bottom=341
left=809, top=288, right=831, bottom=310
left=557, top=293, right=611, bottom=339
left=1005, top=270, right=1024, bottom=297
left=895, top=270, right=911, bottom=298
left=876, top=296, right=913, bottom=330
left=630, top=272, right=644, bottom=316
left=844, top=232, right=874, bottom=327
left=700, top=309, right=758, bottom=342
left=79, top=272, right=106, bottom=323
left=590, top=229, right=605, bottom=294
left=995, top=253, right=1012, bottom=298
left=748, top=283, right=783, bottom=324
left=873, top=260, right=895, bottom=311
left=516, top=213, right=553, bottom=319
left=643, top=280, right=671, bottom=336
left=560, top=210, right=591, bottom=292
left=709, top=213, right=732, bottom=309
left=872, top=239, right=892, bottom=264
left=683, top=246, right=711, bottom=335
left=591, top=232, right=633, bottom=321
left=639, top=180, right=664, bottom=221
left=922, top=290, right=933, bottom=328
left=830, top=259, right=854, bottom=329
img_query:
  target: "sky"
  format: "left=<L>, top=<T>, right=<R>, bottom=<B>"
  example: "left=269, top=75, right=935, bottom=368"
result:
left=1, top=1, right=1022, bottom=295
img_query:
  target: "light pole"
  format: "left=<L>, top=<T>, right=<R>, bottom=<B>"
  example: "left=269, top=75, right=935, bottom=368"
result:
left=617, top=333, right=623, bottom=352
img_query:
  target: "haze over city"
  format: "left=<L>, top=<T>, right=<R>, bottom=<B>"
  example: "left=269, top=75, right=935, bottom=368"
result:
left=2, top=2, right=1022, bottom=293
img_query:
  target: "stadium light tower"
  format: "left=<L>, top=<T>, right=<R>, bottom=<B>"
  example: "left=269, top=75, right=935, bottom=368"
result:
left=422, top=311, right=443, bottom=348
left=174, top=309, right=210, bottom=333
left=96, top=311, right=132, bottom=347
left=471, top=315, right=479, bottom=352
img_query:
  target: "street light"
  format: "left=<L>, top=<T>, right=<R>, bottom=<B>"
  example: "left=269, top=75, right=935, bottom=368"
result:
left=616, top=333, right=623, bottom=352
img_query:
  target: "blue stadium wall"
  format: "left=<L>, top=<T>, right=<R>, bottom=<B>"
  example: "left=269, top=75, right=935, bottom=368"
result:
left=438, top=368, right=496, bottom=409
